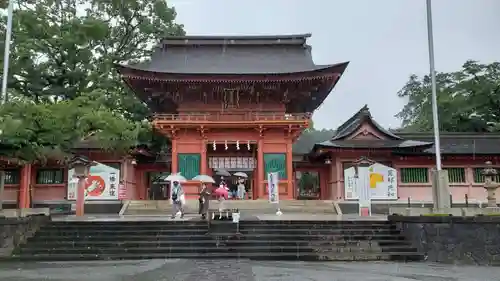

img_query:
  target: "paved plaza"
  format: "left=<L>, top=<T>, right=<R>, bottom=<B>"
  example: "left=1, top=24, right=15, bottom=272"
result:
left=51, top=213, right=388, bottom=222
left=0, top=259, right=498, bottom=281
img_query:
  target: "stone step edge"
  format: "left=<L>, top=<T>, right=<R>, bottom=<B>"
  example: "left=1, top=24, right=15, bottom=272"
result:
left=22, top=244, right=412, bottom=249
left=8, top=251, right=424, bottom=262
left=23, top=239, right=411, bottom=246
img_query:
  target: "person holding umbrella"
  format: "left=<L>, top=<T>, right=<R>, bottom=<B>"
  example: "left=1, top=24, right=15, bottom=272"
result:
left=198, top=182, right=211, bottom=219
left=192, top=175, right=215, bottom=220
left=233, top=172, right=248, bottom=200
left=170, top=180, right=185, bottom=219
left=215, top=176, right=229, bottom=211
left=213, top=169, right=231, bottom=211
left=165, top=173, right=187, bottom=219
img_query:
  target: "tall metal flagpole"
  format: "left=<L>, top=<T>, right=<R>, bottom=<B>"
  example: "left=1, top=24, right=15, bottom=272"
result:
left=0, top=0, right=14, bottom=211
left=1, top=0, right=13, bottom=104
left=426, top=0, right=442, bottom=170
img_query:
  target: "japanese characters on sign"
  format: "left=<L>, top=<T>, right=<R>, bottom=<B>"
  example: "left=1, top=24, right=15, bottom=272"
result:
left=267, top=172, right=279, bottom=204
left=209, top=157, right=256, bottom=169
left=343, top=167, right=357, bottom=199
left=387, top=169, right=396, bottom=198
left=67, top=162, right=121, bottom=200
left=118, top=183, right=127, bottom=200
left=109, top=172, right=117, bottom=197
left=343, top=162, right=398, bottom=200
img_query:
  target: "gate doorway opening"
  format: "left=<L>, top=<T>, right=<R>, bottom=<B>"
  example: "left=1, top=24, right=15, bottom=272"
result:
left=147, top=172, right=170, bottom=200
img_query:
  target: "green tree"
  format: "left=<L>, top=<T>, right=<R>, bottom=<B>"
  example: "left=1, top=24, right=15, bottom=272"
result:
left=396, top=60, right=500, bottom=132
left=0, top=0, right=184, bottom=158
left=3, top=0, right=183, bottom=118
left=0, top=91, right=139, bottom=163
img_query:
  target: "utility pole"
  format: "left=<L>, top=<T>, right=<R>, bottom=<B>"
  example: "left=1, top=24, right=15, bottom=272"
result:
left=0, top=0, right=14, bottom=211
left=426, top=0, right=450, bottom=210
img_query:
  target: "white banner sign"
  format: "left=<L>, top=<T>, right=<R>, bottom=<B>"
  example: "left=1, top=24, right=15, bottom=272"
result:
left=343, top=162, right=398, bottom=200
left=267, top=172, right=279, bottom=204
left=357, top=166, right=371, bottom=216
left=67, top=162, right=121, bottom=201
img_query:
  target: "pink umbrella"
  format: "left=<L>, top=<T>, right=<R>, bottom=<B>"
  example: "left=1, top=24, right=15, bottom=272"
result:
left=215, top=186, right=228, bottom=199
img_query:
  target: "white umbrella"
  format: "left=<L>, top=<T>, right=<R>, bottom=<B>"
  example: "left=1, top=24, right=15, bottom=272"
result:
left=192, top=174, right=216, bottom=183
left=233, top=172, right=248, bottom=178
left=164, top=173, right=187, bottom=183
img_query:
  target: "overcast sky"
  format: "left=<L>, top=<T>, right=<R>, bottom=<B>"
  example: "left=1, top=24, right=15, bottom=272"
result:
left=169, top=0, right=500, bottom=129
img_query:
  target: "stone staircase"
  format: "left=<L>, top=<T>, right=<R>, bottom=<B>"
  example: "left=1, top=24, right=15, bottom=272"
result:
left=123, top=200, right=337, bottom=215
left=10, top=219, right=423, bottom=261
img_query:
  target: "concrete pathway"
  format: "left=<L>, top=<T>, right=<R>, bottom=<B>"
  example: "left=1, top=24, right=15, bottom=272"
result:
left=52, top=214, right=201, bottom=222
left=51, top=212, right=387, bottom=222
left=0, top=259, right=497, bottom=281
left=255, top=213, right=388, bottom=221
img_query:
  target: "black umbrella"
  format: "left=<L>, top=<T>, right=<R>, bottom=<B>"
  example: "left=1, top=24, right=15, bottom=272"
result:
left=214, top=169, right=231, bottom=177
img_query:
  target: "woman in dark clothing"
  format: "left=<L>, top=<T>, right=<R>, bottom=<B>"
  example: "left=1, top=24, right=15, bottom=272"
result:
left=229, top=181, right=238, bottom=199
left=198, top=183, right=211, bottom=219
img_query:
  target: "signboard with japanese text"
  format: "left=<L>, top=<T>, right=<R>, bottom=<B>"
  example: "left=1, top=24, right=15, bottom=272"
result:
left=357, top=166, right=371, bottom=216
left=67, top=162, right=121, bottom=201
left=343, top=167, right=357, bottom=200
left=343, top=162, right=398, bottom=200
left=267, top=172, right=279, bottom=204
left=209, top=157, right=256, bottom=170
left=118, top=183, right=127, bottom=200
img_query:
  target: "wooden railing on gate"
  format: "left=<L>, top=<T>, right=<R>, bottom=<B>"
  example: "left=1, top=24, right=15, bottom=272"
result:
left=154, top=112, right=310, bottom=122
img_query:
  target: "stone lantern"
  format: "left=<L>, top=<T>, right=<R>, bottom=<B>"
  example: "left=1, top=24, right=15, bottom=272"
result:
left=68, top=155, right=95, bottom=217
left=481, top=161, right=499, bottom=208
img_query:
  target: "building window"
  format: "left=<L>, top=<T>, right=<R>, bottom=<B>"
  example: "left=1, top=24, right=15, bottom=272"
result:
left=36, top=169, right=64, bottom=184
left=264, top=153, right=287, bottom=179
left=177, top=153, right=200, bottom=180
left=473, top=167, right=500, bottom=183
left=296, top=171, right=320, bottom=199
left=4, top=169, right=20, bottom=184
left=444, top=168, right=466, bottom=183
left=400, top=168, right=428, bottom=183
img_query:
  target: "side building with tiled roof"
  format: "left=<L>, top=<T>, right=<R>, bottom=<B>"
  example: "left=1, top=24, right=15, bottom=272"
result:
left=291, top=105, right=500, bottom=202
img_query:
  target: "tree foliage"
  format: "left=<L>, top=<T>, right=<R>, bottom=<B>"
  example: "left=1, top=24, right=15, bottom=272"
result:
left=396, top=60, right=500, bottom=132
left=0, top=91, right=139, bottom=162
left=0, top=0, right=184, bottom=161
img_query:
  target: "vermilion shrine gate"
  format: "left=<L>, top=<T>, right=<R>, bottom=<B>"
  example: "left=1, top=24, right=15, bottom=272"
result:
left=117, top=34, right=348, bottom=199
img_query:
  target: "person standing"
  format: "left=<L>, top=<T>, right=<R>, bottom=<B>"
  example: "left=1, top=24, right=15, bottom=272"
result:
left=170, top=180, right=185, bottom=219
left=216, top=178, right=228, bottom=211
left=198, top=183, right=211, bottom=219
left=229, top=181, right=238, bottom=199
left=236, top=177, right=246, bottom=200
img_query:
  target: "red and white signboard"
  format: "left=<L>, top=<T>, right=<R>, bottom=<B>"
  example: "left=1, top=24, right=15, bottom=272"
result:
left=118, top=183, right=127, bottom=200
left=67, top=162, right=120, bottom=200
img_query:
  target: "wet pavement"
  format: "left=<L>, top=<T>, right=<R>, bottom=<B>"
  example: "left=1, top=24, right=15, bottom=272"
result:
left=0, top=259, right=498, bottom=281
left=51, top=213, right=388, bottom=222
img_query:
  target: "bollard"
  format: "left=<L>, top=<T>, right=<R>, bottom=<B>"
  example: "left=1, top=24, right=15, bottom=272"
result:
left=464, top=194, right=469, bottom=208
left=449, top=194, right=453, bottom=208
left=407, top=197, right=411, bottom=208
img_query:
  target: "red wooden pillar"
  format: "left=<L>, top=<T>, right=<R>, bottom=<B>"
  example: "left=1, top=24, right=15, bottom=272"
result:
left=286, top=140, right=293, bottom=199
left=329, top=161, right=337, bottom=200
left=76, top=176, right=86, bottom=216
left=19, top=164, right=32, bottom=209
left=200, top=139, right=207, bottom=175
left=257, top=138, right=264, bottom=199
left=171, top=138, right=178, bottom=174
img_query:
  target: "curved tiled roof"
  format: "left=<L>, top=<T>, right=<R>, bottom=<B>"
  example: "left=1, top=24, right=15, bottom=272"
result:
left=332, top=105, right=401, bottom=140
left=118, top=34, right=347, bottom=75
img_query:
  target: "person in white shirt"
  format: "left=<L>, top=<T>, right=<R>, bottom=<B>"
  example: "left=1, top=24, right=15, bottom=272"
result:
left=170, top=181, right=185, bottom=219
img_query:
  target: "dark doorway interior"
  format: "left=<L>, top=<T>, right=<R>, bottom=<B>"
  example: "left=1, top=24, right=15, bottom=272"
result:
left=147, top=172, right=170, bottom=200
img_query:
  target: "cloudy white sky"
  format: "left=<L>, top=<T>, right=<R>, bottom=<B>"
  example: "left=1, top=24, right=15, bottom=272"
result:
left=169, top=0, right=500, bottom=129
